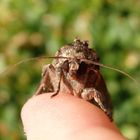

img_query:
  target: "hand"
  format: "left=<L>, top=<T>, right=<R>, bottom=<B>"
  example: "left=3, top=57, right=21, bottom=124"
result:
left=21, top=93, right=126, bottom=140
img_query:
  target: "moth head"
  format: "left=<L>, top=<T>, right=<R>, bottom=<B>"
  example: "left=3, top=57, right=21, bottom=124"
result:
left=68, top=60, right=90, bottom=79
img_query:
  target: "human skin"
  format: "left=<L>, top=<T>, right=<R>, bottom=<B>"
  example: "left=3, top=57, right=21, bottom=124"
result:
left=21, top=92, right=127, bottom=140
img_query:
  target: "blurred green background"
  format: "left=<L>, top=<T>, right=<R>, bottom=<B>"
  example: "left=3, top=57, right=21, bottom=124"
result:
left=0, top=0, right=140, bottom=139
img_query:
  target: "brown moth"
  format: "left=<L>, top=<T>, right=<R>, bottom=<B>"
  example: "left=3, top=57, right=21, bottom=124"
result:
left=35, top=38, right=113, bottom=120
left=1, top=38, right=138, bottom=120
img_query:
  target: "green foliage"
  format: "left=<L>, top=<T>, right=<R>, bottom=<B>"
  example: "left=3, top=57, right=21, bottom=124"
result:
left=0, top=0, right=140, bottom=139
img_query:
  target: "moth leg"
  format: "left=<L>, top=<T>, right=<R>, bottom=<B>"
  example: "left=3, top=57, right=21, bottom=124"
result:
left=85, top=69, right=113, bottom=120
left=35, top=67, right=50, bottom=95
left=81, top=88, right=108, bottom=115
left=35, top=64, right=55, bottom=95
left=35, top=83, right=46, bottom=95
left=42, top=65, right=48, bottom=76
left=51, top=67, right=62, bottom=97
left=51, top=60, right=74, bottom=97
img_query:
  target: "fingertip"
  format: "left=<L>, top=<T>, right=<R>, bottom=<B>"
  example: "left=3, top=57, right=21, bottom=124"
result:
left=21, top=93, right=121, bottom=140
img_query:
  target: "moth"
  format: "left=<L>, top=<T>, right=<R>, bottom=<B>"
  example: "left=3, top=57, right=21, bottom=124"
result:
left=35, top=38, right=113, bottom=120
left=1, top=38, right=138, bottom=121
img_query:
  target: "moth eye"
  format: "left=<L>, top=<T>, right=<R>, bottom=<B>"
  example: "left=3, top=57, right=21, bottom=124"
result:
left=63, top=60, right=69, bottom=72
left=77, top=62, right=87, bottom=75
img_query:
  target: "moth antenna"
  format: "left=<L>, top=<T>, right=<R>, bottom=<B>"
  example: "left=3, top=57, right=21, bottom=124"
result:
left=82, top=59, right=140, bottom=85
left=0, top=56, right=67, bottom=76
left=0, top=57, right=42, bottom=75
